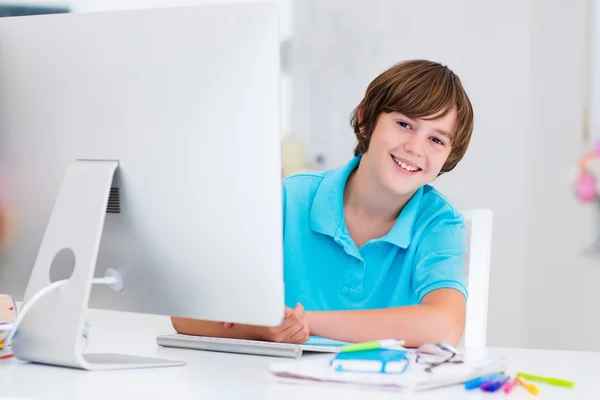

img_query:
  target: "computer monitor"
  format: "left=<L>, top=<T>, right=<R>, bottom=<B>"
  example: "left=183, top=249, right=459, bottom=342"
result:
left=0, top=3, right=284, bottom=370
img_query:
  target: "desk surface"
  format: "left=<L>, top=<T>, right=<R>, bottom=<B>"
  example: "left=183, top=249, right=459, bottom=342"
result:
left=0, top=309, right=591, bottom=399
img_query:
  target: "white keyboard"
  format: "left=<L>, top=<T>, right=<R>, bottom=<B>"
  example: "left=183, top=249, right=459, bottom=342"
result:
left=156, top=334, right=345, bottom=359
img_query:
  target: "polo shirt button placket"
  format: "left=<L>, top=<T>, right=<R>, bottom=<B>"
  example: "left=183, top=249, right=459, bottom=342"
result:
left=358, top=261, right=364, bottom=267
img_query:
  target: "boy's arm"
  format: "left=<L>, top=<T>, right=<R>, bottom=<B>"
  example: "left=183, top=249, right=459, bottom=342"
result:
left=306, top=288, right=466, bottom=347
left=307, top=210, right=469, bottom=347
left=170, top=303, right=310, bottom=344
left=171, top=317, right=262, bottom=340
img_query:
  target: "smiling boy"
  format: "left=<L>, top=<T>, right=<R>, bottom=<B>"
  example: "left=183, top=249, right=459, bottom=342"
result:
left=172, top=59, right=474, bottom=347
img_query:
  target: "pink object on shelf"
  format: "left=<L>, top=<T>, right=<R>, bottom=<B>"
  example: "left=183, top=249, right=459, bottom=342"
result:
left=594, top=141, right=600, bottom=156
left=577, top=171, right=596, bottom=202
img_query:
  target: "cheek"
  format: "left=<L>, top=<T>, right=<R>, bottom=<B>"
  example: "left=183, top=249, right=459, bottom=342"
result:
left=372, top=127, right=399, bottom=148
left=429, top=149, right=451, bottom=172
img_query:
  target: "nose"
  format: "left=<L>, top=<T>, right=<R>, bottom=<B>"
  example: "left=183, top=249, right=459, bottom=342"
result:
left=403, top=135, right=425, bottom=158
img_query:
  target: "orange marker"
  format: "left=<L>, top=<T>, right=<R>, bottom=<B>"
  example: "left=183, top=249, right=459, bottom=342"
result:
left=517, top=377, right=540, bottom=396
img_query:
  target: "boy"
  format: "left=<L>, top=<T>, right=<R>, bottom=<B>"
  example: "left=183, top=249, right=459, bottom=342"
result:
left=172, top=59, right=474, bottom=347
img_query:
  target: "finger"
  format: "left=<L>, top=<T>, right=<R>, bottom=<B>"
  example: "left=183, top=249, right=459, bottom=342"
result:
left=293, top=329, right=310, bottom=344
left=280, top=309, right=302, bottom=330
left=264, top=309, right=299, bottom=341
left=289, top=323, right=309, bottom=343
left=270, top=323, right=301, bottom=343
left=266, top=308, right=302, bottom=341
left=295, top=303, right=305, bottom=316
left=280, top=313, right=304, bottom=335
left=286, top=323, right=305, bottom=343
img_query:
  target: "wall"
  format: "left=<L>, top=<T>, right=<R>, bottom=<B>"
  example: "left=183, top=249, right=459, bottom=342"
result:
left=525, top=0, right=597, bottom=351
left=291, top=0, right=596, bottom=350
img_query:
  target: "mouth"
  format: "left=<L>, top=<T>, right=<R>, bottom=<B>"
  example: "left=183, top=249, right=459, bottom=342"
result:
left=391, top=155, right=422, bottom=175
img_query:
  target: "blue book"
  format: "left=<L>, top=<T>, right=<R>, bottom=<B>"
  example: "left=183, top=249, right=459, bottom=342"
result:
left=330, top=348, right=410, bottom=374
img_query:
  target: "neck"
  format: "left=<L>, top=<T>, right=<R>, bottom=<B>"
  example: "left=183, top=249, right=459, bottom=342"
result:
left=344, top=156, right=414, bottom=222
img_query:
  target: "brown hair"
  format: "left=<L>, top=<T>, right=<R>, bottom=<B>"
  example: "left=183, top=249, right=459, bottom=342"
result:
left=350, top=60, right=474, bottom=175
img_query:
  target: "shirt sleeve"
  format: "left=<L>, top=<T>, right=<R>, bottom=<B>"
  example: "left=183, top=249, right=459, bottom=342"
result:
left=412, top=211, right=469, bottom=303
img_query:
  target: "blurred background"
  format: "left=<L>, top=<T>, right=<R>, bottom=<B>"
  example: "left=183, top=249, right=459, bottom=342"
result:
left=2, top=0, right=599, bottom=352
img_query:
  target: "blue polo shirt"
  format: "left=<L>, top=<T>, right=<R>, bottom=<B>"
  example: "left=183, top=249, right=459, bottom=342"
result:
left=282, top=155, right=468, bottom=311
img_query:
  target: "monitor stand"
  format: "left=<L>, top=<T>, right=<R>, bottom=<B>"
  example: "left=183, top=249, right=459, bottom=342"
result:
left=12, top=160, right=185, bottom=370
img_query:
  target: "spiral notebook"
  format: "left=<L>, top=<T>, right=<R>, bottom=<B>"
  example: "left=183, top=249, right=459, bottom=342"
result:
left=268, top=352, right=507, bottom=392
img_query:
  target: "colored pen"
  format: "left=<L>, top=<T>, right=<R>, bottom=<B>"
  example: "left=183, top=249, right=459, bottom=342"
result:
left=517, top=377, right=540, bottom=396
left=340, top=339, right=405, bottom=353
left=516, top=372, right=575, bottom=388
left=503, top=377, right=518, bottom=394
left=464, top=372, right=504, bottom=390
left=481, top=375, right=510, bottom=392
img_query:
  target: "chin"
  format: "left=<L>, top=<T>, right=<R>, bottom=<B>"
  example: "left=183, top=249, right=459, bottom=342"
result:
left=377, top=167, right=428, bottom=196
left=384, top=177, right=425, bottom=197
left=392, top=188, right=420, bottom=197
left=385, top=183, right=421, bottom=197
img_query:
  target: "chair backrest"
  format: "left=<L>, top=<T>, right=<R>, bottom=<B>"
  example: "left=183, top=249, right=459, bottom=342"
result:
left=459, top=209, right=493, bottom=347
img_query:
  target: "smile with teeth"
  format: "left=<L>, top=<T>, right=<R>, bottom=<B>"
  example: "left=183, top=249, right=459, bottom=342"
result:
left=392, top=155, right=421, bottom=172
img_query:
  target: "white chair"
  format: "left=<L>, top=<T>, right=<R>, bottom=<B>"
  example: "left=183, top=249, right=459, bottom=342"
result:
left=460, top=209, right=493, bottom=347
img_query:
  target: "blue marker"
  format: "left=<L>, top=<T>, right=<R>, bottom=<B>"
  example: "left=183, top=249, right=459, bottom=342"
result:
left=464, top=373, right=504, bottom=390
left=481, top=375, right=510, bottom=392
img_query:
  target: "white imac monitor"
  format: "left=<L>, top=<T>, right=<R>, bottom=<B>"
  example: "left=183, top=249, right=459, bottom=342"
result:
left=0, top=3, right=284, bottom=370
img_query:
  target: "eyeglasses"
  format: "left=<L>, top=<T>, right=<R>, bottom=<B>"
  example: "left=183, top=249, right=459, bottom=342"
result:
left=414, top=341, right=464, bottom=372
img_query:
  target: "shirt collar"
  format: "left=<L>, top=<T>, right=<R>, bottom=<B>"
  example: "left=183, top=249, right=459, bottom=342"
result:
left=310, top=155, right=424, bottom=248
left=381, top=186, right=423, bottom=248
left=309, top=156, right=359, bottom=240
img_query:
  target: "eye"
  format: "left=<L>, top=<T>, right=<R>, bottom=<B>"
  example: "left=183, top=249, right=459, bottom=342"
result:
left=430, top=137, right=445, bottom=146
left=397, top=121, right=412, bottom=130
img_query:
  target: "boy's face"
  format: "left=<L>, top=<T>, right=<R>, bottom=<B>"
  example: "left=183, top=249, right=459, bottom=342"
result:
left=363, top=109, right=456, bottom=196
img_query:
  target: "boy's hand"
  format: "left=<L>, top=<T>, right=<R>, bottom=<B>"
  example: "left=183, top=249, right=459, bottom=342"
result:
left=259, top=303, right=310, bottom=344
left=223, top=303, right=310, bottom=344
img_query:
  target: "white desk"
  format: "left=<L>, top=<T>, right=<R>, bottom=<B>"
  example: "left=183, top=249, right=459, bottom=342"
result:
left=0, top=309, right=591, bottom=399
